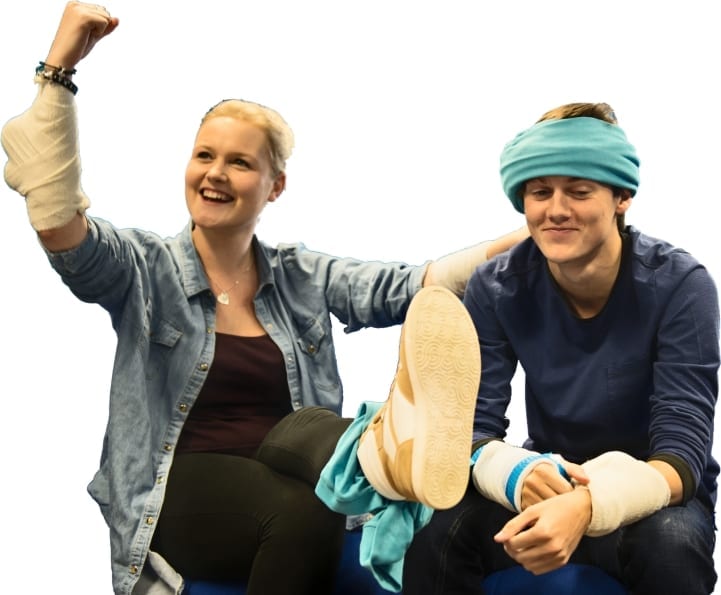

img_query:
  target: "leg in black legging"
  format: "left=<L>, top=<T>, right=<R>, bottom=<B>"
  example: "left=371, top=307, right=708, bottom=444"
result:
left=151, top=452, right=346, bottom=595
left=255, top=406, right=354, bottom=486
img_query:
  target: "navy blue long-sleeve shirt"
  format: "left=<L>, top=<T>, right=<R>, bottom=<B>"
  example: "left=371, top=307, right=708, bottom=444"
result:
left=465, top=226, right=719, bottom=509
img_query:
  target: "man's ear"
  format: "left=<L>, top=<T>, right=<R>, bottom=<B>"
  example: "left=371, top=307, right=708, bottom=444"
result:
left=616, top=190, right=632, bottom=215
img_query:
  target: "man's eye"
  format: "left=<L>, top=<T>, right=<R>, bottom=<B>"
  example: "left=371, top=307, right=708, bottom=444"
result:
left=529, top=189, right=550, bottom=198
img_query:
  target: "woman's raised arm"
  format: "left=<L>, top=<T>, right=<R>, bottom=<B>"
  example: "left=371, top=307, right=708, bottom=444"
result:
left=1, top=2, right=119, bottom=252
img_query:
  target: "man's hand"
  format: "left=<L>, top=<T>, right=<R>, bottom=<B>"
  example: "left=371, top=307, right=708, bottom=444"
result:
left=521, top=458, right=589, bottom=509
left=494, top=488, right=592, bottom=575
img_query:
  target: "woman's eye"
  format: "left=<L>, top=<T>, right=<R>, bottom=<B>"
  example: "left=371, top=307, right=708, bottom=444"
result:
left=233, top=158, right=250, bottom=167
left=196, top=150, right=212, bottom=160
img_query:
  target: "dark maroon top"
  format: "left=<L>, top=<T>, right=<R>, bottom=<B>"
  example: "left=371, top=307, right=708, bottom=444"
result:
left=176, top=332, right=292, bottom=457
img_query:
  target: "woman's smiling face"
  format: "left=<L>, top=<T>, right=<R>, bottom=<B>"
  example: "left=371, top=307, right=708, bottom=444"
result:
left=185, top=116, right=284, bottom=234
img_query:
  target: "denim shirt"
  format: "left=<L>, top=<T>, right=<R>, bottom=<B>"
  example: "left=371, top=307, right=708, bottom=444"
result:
left=46, top=216, right=426, bottom=595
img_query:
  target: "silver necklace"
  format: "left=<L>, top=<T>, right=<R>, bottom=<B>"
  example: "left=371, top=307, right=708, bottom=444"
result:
left=205, top=262, right=253, bottom=306
left=215, top=280, right=240, bottom=305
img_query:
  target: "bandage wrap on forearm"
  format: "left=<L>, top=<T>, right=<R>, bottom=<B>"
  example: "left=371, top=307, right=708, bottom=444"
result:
left=428, top=241, right=491, bottom=297
left=471, top=440, right=565, bottom=512
left=581, top=451, right=671, bottom=537
left=1, top=77, right=89, bottom=231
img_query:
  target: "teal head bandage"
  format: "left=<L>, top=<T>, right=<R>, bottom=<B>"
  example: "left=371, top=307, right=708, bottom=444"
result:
left=499, top=117, right=640, bottom=213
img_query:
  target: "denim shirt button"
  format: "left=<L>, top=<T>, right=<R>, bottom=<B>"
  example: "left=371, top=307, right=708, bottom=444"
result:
left=163, top=443, right=173, bottom=452
left=146, top=516, right=155, bottom=525
left=178, top=403, right=188, bottom=413
left=129, top=565, right=138, bottom=575
left=198, top=363, right=209, bottom=371
left=308, top=344, right=316, bottom=354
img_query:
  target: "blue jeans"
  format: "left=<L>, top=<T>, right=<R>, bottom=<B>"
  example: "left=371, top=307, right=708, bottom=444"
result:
left=402, top=483, right=717, bottom=595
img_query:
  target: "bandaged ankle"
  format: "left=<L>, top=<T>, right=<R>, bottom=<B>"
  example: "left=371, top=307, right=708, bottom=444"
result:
left=1, top=78, right=89, bottom=231
left=471, top=440, right=566, bottom=512
left=581, top=451, right=671, bottom=537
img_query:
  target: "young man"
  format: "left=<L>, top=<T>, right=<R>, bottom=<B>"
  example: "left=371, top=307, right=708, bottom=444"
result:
left=402, top=103, right=719, bottom=595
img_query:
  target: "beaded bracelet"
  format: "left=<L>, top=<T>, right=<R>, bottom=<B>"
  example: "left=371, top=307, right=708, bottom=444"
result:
left=36, top=61, right=77, bottom=77
left=35, top=61, right=78, bottom=95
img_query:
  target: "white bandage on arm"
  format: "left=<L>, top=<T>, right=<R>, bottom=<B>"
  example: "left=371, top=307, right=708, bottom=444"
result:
left=581, top=451, right=671, bottom=537
left=471, top=440, right=567, bottom=512
left=1, top=77, right=90, bottom=231
left=426, top=241, right=492, bottom=297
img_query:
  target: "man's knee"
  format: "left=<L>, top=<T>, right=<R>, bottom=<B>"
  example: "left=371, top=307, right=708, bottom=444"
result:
left=619, top=502, right=716, bottom=594
left=623, top=502, right=713, bottom=556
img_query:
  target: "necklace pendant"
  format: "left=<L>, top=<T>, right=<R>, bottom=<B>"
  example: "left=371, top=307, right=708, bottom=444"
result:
left=217, top=292, right=230, bottom=305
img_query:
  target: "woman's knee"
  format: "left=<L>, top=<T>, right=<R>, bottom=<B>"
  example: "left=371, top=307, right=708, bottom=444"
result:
left=255, top=408, right=352, bottom=485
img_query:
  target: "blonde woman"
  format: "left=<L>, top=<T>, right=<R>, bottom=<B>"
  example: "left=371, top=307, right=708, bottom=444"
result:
left=1, top=3, right=527, bottom=594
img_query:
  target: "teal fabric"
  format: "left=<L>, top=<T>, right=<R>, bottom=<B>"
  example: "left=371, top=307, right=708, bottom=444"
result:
left=315, top=401, right=433, bottom=593
left=499, top=117, right=640, bottom=213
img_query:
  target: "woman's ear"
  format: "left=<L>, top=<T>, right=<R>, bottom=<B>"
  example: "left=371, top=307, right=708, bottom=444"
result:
left=267, top=172, right=286, bottom=203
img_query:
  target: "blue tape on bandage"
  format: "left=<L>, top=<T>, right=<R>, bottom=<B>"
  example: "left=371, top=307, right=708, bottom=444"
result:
left=505, top=454, right=570, bottom=510
left=470, top=445, right=484, bottom=465
left=505, top=455, right=544, bottom=510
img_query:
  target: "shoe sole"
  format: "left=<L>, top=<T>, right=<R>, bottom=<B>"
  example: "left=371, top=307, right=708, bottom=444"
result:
left=402, top=286, right=481, bottom=509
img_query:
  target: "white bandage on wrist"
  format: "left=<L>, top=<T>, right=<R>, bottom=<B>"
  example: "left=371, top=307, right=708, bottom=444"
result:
left=471, top=440, right=566, bottom=512
left=581, top=451, right=671, bottom=537
left=1, top=78, right=90, bottom=231
left=427, top=241, right=491, bottom=297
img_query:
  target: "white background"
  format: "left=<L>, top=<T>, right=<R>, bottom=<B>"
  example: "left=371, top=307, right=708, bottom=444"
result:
left=1, top=1, right=719, bottom=592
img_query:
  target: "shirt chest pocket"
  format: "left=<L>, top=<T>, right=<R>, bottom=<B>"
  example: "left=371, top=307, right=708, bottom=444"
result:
left=145, top=318, right=183, bottom=384
left=149, top=318, right=183, bottom=348
left=296, top=317, right=325, bottom=356
left=296, top=317, right=340, bottom=392
left=605, top=358, right=652, bottom=421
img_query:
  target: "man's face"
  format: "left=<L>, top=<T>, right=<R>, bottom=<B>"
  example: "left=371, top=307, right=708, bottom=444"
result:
left=523, top=176, right=630, bottom=269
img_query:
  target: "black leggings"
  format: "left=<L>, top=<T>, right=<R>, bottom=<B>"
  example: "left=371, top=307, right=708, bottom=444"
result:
left=150, top=407, right=353, bottom=595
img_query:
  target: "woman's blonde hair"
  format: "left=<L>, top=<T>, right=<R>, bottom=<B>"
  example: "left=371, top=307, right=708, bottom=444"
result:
left=202, top=99, right=295, bottom=176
